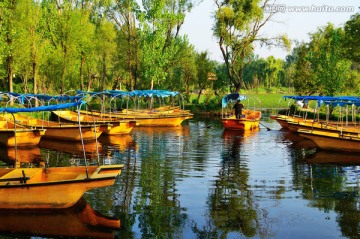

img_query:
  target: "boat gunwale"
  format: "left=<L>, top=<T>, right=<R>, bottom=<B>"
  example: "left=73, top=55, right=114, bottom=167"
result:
left=0, top=165, right=124, bottom=188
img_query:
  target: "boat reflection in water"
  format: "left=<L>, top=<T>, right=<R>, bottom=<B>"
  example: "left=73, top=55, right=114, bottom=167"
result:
left=0, top=198, right=120, bottom=238
left=0, top=146, right=43, bottom=166
left=134, top=125, right=190, bottom=137
left=39, top=139, right=103, bottom=160
left=222, top=128, right=259, bottom=139
left=305, top=150, right=360, bottom=165
left=99, top=134, right=138, bottom=152
left=281, top=129, right=318, bottom=149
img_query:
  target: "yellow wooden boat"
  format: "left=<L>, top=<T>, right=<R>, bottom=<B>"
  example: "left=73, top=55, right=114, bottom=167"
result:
left=51, top=110, right=138, bottom=135
left=0, top=164, right=123, bottom=209
left=76, top=90, right=193, bottom=126
left=1, top=114, right=106, bottom=141
left=78, top=109, right=193, bottom=127
left=298, top=129, right=360, bottom=152
left=222, top=109, right=262, bottom=131
left=0, top=120, right=45, bottom=147
left=0, top=198, right=120, bottom=238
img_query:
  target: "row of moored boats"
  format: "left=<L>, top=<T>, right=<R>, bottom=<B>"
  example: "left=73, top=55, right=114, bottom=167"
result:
left=0, top=90, right=193, bottom=209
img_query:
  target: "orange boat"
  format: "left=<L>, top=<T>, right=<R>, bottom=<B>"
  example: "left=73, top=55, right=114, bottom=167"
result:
left=222, top=109, right=262, bottom=130
left=221, top=93, right=261, bottom=131
left=0, top=164, right=123, bottom=209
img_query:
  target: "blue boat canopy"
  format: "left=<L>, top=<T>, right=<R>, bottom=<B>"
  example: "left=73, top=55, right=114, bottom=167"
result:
left=222, top=93, right=247, bottom=108
left=4, top=92, right=83, bottom=103
left=0, top=101, right=84, bottom=113
left=77, top=90, right=179, bottom=98
left=128, top=90, right=179, bottom=98
left=283, top=95, right=360, bottom=107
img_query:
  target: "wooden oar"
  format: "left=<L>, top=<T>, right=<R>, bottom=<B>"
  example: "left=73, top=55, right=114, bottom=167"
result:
left=260, top=122, right=271, bottom=131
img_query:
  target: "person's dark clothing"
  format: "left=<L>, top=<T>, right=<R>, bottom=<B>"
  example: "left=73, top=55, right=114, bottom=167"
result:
left=233, top=102, right=244, bottom=119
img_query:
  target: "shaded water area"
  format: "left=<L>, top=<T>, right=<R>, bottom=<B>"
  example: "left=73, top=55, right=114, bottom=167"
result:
left=1, top=112, right=360, bottom=238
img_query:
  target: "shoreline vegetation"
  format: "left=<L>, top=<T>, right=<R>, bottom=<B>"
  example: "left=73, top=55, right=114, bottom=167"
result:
left=187, top=92, right=290, bottom=116
left=187, top=91, right=360, bottom=122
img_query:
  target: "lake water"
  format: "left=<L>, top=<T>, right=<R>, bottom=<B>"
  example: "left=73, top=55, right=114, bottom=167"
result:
left=1, top=114, right=360, bottom=238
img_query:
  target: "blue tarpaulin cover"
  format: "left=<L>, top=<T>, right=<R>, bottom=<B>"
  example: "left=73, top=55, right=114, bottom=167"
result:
left=77, top=90, right=179, bottom=98
left=283, top=95, right=360, bottom=107
left=3, top=92, right=83, bottom=103
left=0, top=101, right=84, bottom=113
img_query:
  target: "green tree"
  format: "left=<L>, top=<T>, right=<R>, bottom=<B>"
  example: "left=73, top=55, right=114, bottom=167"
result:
left=292, top=43, right=316, bottom=95
left=0, top=0, right=21, bottom=93
left=195, top=51, right=216, bottom=102
left=105, top=0, right=140, bottom=90
left=137, top=0, right=196, bottom=90
left=42, top=0, right=96, bottom=93
left=167, top=37, right=197, bottom=102
left=213, top=0, right=289, bottom=93
left=309, top=24, right=351, bottom=96
left=343, top=13, right=360, bottom=64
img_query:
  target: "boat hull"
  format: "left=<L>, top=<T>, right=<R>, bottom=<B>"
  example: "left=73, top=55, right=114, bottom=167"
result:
left=0, top=165, right=123, bottom=209
left=298, top=130, right=360, bottom=152
left=222, top=119, right=260, bottom=131
left=222, top=110, right=261, bottom=131
left=52, top=110, right=137, bottom=134
left=101, top=121, right=137, bottom=134
left=77, top=110, right=193, bottom=127
left=41, top=126, right=102, bottom=141
left=130, top=115, right=192, bottom=127
left=0, top=129, right=45, bottom=147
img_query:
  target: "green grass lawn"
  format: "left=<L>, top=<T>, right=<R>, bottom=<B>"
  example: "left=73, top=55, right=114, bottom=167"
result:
left=189, top=92, right=293, bottom=109
left=246, top=93, right=291, bottom=109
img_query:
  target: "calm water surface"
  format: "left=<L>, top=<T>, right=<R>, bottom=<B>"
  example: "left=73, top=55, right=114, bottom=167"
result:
left=1, top=114, right=360, bottom=238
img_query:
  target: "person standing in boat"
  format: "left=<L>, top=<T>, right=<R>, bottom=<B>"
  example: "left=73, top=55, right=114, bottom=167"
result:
left=234, top=100, right=244, bottom=119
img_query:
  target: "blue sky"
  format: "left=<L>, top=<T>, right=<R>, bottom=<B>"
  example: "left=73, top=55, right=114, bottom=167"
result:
left=180, top=0, right=360, bottom=62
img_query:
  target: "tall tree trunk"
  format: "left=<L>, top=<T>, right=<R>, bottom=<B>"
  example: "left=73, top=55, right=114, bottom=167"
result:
left=80, top=51, right=85, bottom=91
left=7, top=56, right=13, bottom=93
left=33, top=61, right=38, bottom=106
left=7, top=56, right=13, bottom=106
left=102, top=54, right=107, bottom=91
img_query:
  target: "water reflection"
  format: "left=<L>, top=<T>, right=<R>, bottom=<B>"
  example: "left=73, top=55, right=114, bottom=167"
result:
left=305, top=150, right=360, bottom=165
left=201, top=129, right=270, bottom=238
left=277, top=128, right=317, bottom=149
left=0, top=146, right=43, bottom=166
left=99, top=134, right=138, bottom=152
left=0, top=198, right=120, bottom=238
left=39, top=139, right=102, bottom=162
left=284, top=132, right=360, bottom=238
left=3, top=117, right=360, bottom=238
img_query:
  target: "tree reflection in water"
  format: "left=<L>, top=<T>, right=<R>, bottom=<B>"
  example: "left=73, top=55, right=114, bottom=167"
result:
left=284, top=132, right=360, bottom=238
left=192, top=129, right=273, bottom=238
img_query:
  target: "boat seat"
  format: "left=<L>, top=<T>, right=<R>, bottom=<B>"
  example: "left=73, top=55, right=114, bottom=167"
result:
left=0, top=168, right=42, bottom=184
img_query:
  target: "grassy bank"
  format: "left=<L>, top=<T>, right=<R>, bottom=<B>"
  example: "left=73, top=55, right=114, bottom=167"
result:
left=187, top=92, right=291, bottom=115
